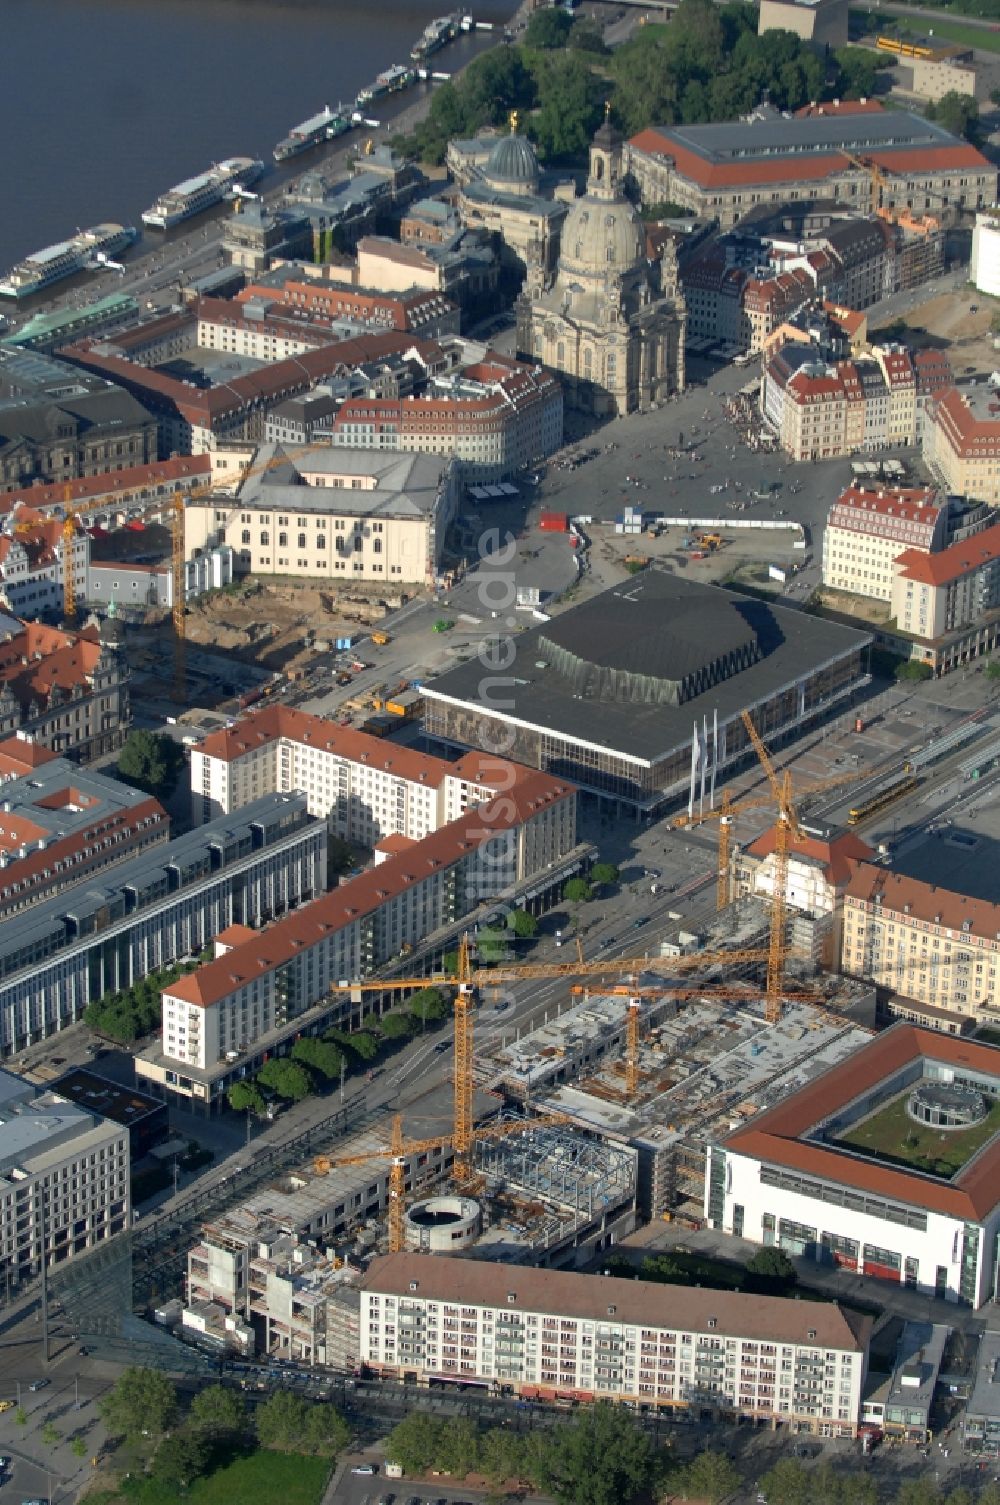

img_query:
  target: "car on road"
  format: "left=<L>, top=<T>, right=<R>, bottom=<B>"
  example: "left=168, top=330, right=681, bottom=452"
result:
left=351, top=1464, right=377, bottom=1475
left=0, top=1454, right=10, bottom=1468
left=28, top=1378, right=49, bottom=1392
left=406, top=1496, right=421, bottom=1505
left=433, top=619, right=454, bottom=633
left=494, top=1000, right=510, bottom=1011
left=633, top=917, right=647, bottom=929
left=433, top=1041, right=450, bottom=1053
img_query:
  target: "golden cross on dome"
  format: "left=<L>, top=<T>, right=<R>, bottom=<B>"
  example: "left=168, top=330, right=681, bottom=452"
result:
left=604, top=100, right=612, bottom=121
left=510, top=109, right=519, bottom=133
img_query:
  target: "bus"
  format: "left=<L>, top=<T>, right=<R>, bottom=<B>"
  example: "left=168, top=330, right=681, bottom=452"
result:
left=847, top=773, right=919, bottom=827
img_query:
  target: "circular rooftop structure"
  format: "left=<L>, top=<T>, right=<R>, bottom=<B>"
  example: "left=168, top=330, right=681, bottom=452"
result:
left=484, top=132, right=540, bottom=195
left=537, top=587, right=764, bottom=706
left=404, top=1194, right=481, bottom=1252
left=908, top=1081, right=988, bottom=1131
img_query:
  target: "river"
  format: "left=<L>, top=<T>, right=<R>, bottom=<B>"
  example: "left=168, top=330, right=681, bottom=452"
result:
left=2, top=0, right=514, bottom=271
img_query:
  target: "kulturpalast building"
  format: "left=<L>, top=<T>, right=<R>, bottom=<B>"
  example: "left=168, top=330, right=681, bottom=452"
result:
left=517, top=116, right=686, bottom=417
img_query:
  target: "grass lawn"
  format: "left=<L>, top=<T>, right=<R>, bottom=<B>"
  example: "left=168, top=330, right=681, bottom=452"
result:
left=836, top=1090, right=1000, bottom=1178
left=89, top=1450, right=332, bottom=1505
left=850, top=8, right=1000, bottom=52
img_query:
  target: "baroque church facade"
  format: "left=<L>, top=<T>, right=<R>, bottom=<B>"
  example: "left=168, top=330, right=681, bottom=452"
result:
left=517, top=116, right=686, bottom=417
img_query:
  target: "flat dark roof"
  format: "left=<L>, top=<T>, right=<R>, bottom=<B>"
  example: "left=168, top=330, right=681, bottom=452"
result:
left=424, top=572, right=870, bottom=764
left=52, top=1067, right=164, bottom=1126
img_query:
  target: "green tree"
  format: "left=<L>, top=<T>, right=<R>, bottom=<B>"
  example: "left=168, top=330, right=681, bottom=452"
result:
left=99, top=1367, right=177, bottom=1441
left=256, top=1391, right=311, bottom=1451
left=530, top=51, right=605, bottom=162
left=944, top=1490, right=972, bottom=1505
left=834, top=46, right=879, bottom=99
left=525, top=6, right=573, bottom=48
left=437, top=1416, right=481, bottom=1477
left=476, top=926, right=511, bottom=965
left=590, top=862, right=619, bottom=888
left=71, top=1437, right=88, bottom=1459
left=927, top=90, right=980, bottom=141
left=188, top=1383, right=246, bottom=1436
left=678, top=1450, right=741, bottom=1504
left=386, top=1413, right=448, bottom=1475
left=292, top=1036, right=345, bottom=1082
left=301, top=1402, right=351, bottom=1455
left=378, top=1010, right=414, bottom=1040
left=838, top=1473, right=878, bottom=1505
left=895, top=660, right=934, bottom=681
left=14, top=1408, right=26, bottom=1427
left=40, top=1422, right=60, bottom=1447
left=257, top=1057, right=312, bottom=1102
left=152, top=1432, right=208, bottom=1492
left=570, top=16, right=608, bottom=53
left=746, top=1246, right=796, bottom=1283
left=118, top=730, right=186, bottom=799
left=509, top=908, right=538, bottom=940
left=760, top=1459, right=810, bottom=1505
left=408, top=986, right=448, bottom=1025
left=480, top=1426, right=530, bottom=1486
left=563, top=877, right=592, bottom=904
left=812, top=1462, right=842, bottom=1505
left=534, top=1402, right=655, bottom=1505
left=894, top=1482, right=941, bottom=1505
left=327, top=835, right=356, bottom=885
left=227, top=1080, right=265, bottom=1116
left=985, top=660, right=1000, bottom=680
left=326, top=1026, right=379, bottom=1061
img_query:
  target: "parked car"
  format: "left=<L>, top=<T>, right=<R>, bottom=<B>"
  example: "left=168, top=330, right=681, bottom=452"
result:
left=351, top=1464, right=377, bottom=1476
left=28, top=1378, right=50, bottom=1392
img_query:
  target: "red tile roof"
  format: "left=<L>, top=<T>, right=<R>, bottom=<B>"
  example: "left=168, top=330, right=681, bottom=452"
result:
left=744, top=828, right=874, bottom=886
left=164, top=770, right=574, bottom=1010
left=845, top=860, right=1000, bottom=940
left=0, top=457, right=210, bottom=520
left=0, top=623, right=105, bottom=711
left=895, top=518, right=1000, bottom=586
left=0, top=795, right=167, bottom=914
left=726, top=1024, right=1000, bottom=1220
left=829, top=483, right=941, bottom=528
left=795, top=99, right=885, bottom=118
left=0, top=737, right=59, bottom=778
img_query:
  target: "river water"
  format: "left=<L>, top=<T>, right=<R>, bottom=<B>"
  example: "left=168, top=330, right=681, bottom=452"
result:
left=2, top=0, right=513, bottom=271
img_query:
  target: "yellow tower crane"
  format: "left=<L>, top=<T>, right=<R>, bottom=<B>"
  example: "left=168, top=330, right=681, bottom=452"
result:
left=329, top=938, right=781, bottom=1146
left=672, top=765, right=869, bottom=912
left=740, top=710, right=802, bottom=1025
left=312, top=1109, right=567, bottom=1252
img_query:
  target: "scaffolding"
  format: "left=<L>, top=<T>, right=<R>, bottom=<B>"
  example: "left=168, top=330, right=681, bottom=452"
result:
left=478, top=1125, right=635, bottom=1221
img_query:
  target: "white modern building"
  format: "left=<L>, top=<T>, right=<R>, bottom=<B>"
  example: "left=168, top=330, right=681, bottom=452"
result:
left=972, top=208, right=1000, bottom=299
left=707, top=1025, right=1000, bottom=1307
left=359, top=1252, right=871, bottom=1433
left=0, top=1068, right=129, bottom=1283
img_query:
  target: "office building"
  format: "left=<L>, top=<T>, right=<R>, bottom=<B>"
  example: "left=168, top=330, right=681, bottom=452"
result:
left=0, top=1067, right=130, bottom=1282
left=758, top=0, right=848, bottom=47
left=359, top=1252, right=870, bottom=1432
left=708, top=1025, right=1000, bottom=1306
left=0, top=792, right=325, bottom=1058
left=891, top=518, right=1000, bottom=646
left=822, top=484, right=946, bottom=601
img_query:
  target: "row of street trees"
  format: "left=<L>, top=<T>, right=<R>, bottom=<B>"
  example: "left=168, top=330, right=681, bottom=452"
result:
left=99, top=1368, right=349, bottom=1492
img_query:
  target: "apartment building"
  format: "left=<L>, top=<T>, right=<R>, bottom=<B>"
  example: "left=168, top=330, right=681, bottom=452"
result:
left=0, top=1068, right=130, bottom=1281
left=0, top=621, right=130, bottom=761
left=141, top=771, right=577, bottom=1109
left=0, top=455, right=211, bottom=529
left=183, top=444, right=460, bottom=587
left=626, top=109, right=995, bottom=232
left=923, top=385, right=1000, bottom=506
left=842, top=863, right=1000, bottom=1028
left=822, top=484, right=946, bottom=601
left=359, top=1252, right=870, bottom=1432
left=0, top=793, right=325, bottom=1058
left=189, top=703, right=515, bottom=835
left=237, top=277, right=460, bottom=341
left=328, top=356, right=564, bottom=484
left=891, top=519, right=1000, bottom=643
